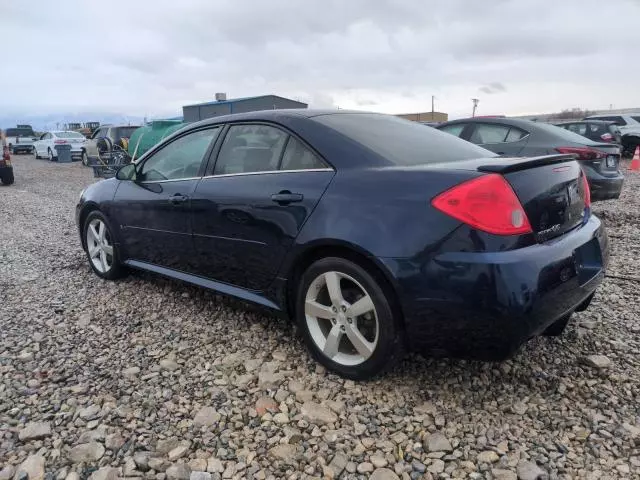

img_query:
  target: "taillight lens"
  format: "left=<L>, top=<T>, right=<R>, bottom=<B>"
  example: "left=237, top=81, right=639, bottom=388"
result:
left=555, top=146, right=606, bottom=160
left=431, top=174, right=533, bottom=236
left=581, top=172, right=591, bottom=208
left=600, top=133, right=613, bottom=142
left=2, top=146, right=10, bottom=161
left=54, top=139, right=67, bottom=144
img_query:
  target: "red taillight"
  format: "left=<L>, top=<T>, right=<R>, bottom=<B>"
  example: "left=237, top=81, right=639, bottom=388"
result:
left=581, top=172, right=591, bottom=208
left=555, top=146, right=605, bottom=160
left=600, top=133, right=613, bottom=142
left=2, top=146, right=10, bottom=161
left=54, top=139, right=67, bottom=144
left=431, top=174, right=532, bottom=236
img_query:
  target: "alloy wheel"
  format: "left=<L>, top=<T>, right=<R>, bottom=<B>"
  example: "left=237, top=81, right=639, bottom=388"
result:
left=86, top=218, right=114, bottom=273
left=304, top=271, right=379, bottom=366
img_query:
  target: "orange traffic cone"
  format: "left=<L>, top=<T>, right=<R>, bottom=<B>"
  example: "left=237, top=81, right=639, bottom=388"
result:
left=630, top=146, right=640, bottom=171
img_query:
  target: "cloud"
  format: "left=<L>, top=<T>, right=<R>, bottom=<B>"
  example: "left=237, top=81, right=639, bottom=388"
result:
left=479, top=82, right=507, bottom=95
left=0, top=0, right=639, bottom=124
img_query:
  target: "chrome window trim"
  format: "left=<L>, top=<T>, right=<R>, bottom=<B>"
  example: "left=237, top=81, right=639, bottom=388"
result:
left=139, top=176, right=202, bottom=184
left=201, top=168, right=334, bottom=179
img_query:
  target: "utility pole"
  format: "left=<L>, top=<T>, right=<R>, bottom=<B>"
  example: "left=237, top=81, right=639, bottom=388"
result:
left=431, top=95, right=435, bottom=119
left=471, top=98, right=479, bottom=117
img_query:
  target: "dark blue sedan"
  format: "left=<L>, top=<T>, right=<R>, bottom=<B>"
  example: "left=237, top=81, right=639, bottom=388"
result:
left=76, top=110, right=608, bottom=379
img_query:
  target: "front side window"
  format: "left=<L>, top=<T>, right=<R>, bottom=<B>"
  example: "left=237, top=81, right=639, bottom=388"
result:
left=139, top=128, right=219, bottom=182
left=469, top=123, right=511, bottom=144
left=280, top=136, right=328, bottom=170
left=214, top=124, right=288, bottom=175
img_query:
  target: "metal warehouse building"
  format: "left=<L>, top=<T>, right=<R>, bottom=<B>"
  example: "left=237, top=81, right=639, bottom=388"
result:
left=182, top=93, right=308, bottom=122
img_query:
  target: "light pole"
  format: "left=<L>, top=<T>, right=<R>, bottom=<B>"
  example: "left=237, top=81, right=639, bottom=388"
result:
left=471, top=98, right=479, bottom=117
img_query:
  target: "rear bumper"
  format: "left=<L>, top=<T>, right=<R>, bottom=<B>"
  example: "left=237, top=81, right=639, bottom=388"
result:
left=380, top=215, right=608, bottom=360
left=584, top=166, right=624, bottom=201
left=12, top=145, right=33, bottom=153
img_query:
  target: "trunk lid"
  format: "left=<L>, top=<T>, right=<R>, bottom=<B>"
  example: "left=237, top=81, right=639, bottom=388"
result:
left=476, top=155, right=587, bottom=242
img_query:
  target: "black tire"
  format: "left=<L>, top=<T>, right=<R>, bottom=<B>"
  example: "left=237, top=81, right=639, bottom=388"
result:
left=295, top=257, right=403, bottom=380
left=82, top=210, right=125, bottom=280
left=81, top=150, right=89, bottom=166
left=1, top=170, right=15, bottom=185
left=48, top=148, right=56, bottom=162
left=543, top=313, right=572, bottom=337
left=34, top=148, right=40, bottom=159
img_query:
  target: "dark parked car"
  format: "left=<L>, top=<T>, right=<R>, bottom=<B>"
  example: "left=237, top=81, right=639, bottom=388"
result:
left=437, top=117, right=623, bottom=201
left=77, top=110, right=607, bottom=379
left=555, top=120, right=622, bottom=145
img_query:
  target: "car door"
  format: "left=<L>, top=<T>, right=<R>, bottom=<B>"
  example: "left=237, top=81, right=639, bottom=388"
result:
left=111, top=127, right=221, bottom=270
left=467, top=122, right=529, bottom=156
left=190, top=123, right=335, bottom=291
left=34, top=133, right=47, bottom=156
left=85, top=127, right=108, bottom=159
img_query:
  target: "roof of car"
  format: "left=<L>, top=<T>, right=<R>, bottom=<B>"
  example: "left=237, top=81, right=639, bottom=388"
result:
left=438, top=116, right=537, bottom=128
left=187, top=108, right=375, bottom=127
left=555, top=120, right=616, bottom=125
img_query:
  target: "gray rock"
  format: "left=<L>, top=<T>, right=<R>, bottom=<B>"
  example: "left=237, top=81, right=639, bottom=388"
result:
left=148, top=459, right=170, bottom=472
left=206, top=458, right=223, bottom=474
left=427, top=459, right=445, bottom=474
left=193, top=407, right=221, bottom=427
left=168, top=444, right=190, bottom=461
left=165, top=464, right=191, bottom=480
left=13, top=455, right=45, bottom=480
left=156, top=438, right=180, bottom=455
left=77, top=313, right=92, bottom=327
left=134, top=452, right=151, bottom=472
left=357, top=463, right=374, bottom=474
left=257, top=371, right=284, bottom=389
left=516, top=461, right=549, bottom=480
left=0, top=466, right=14, bottom=480
left=424, top=432, right=453, bottom=452
left=68, top=442, right=105, bottom=463
left=268, top=444, right=298, bottom=464
left=492, top=469, right=517, bottom=480
left=160, top=358, right=180, bottom=371
left=88, top=468, right=119, bottom=480
left=370, top=455, right=388, bottom=468
left=477, top=450, right=500, bottom=463
left=105, top=433, right=125, bottom=451
left=78, top=404, right=101, bottom=420
left=300, top=401, right=338, bottom=425
left=19, top=421, right=52, bottom=441
left=123, top=366, right=141, bottom=377
left=326, top=452, right=348, bottom=478
left=582, top=354, right=612, bottom=368
left=189, top=473, right=211, bottom=480
left=370, top=468, right=401, bottom=480
left=64, top=473, right=79, bottom=480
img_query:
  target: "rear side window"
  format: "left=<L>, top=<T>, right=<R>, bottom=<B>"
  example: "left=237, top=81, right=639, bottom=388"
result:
left=280, top=136, right=328, bottom=170
left=469, top=124, right=511, bottom=144
left=439, top=124, right=466, bottom=137
left=631, top=116, right=640, bottom=123
left=567, top=123, right=587, bottom=135
left=314, top=114, right=494, bottom=166
left=591, top=116, right=627, bottom=126
left=505, top=127, right=528, bottom=142
left=535, top=122, right=597, bottom=143
left=214, top=124, right=288, bottom=174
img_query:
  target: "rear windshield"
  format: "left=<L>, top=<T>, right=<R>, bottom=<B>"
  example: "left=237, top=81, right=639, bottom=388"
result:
left=536, top=122, right=596, bottom=144
left=313, top=113, right=494, bottom=165
left=6, top=128, right=34, bottom=137
left=56, top=131, right=85, bottom=138
left=631, top=116, right=640, bottom=123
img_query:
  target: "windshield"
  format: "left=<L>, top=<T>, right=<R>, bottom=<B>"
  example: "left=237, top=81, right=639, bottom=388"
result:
left=6, top=128, right=35, bottom=137
left=313, top=113, right=495, bottom=166
left=56, top=131, right=86, bottom=138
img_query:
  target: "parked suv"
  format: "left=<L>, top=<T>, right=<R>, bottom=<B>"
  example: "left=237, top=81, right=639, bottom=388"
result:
left=555, top=120, right=622, bottom=145
left=82, top=124, right=140, bottom=165
left=584, top=113, right=640, bottom=156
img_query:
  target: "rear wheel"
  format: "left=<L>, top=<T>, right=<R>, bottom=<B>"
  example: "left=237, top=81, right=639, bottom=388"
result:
left=81, top=150, right=89, bottom=166
left=83, top=211, right=125, bottom=280
left=47, top=148, right=55, bottom=162
left=295, top=257, right=402, bottom=379
left=543, top=313, right=572, bottom=337
left=34, top=147, right=40, bottom=159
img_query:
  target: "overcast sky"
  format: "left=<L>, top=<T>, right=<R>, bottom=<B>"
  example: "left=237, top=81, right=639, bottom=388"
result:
left=2, top=0, right=640, bottom=121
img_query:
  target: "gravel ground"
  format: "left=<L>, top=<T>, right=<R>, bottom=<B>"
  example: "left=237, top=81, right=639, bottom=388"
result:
left=1, top=155, right=639, bottom=480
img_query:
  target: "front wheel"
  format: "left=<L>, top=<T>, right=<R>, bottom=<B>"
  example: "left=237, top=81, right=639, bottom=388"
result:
left=295, top=257, right=403, bottom=380
left=81, top=150, right=89, bottom=166
left=34, top=147, right=40, bottom=159
left=83, top=211, right=125, bottom=280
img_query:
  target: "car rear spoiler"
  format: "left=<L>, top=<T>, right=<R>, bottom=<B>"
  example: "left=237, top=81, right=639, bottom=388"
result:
left=477, top=154, right=576, bottom=174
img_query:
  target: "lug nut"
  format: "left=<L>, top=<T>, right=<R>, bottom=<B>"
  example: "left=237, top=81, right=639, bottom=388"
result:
left=341, top=306, right=346, bottom=312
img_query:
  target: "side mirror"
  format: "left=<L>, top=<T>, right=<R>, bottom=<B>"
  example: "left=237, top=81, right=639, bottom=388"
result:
left=116, top=163, right=137, bottom=181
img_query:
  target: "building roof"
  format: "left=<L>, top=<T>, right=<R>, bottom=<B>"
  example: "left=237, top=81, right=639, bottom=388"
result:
left=183, top=95, right=306, bottom=108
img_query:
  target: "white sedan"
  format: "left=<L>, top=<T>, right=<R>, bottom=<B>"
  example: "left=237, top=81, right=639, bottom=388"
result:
left=34, top=131, right=87, bottom=161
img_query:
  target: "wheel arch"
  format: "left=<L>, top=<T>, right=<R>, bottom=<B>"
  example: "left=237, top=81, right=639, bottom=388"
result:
left=283, top=240, right=406, bottom=331
left=78, top=201, right=101, bottom=250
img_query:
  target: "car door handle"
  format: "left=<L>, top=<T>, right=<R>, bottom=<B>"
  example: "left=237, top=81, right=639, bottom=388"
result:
left=271, top=191, right=303, bottom=204
left=168, top=194, right=189, bottom=205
